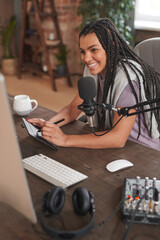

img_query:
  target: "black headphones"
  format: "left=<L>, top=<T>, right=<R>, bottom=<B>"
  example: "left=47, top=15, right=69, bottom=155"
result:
left=40, top=186, right=95, bottom=239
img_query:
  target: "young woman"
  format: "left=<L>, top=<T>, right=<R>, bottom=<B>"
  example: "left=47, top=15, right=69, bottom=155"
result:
left=28, top=18, right=160, bottom=151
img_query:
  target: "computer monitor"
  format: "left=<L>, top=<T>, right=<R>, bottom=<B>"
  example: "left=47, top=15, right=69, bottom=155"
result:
left=0, top=73, right=37, bottom=224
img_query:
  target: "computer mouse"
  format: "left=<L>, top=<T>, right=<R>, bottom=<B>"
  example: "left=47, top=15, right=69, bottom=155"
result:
left=106, top=159, right=133, bottom=172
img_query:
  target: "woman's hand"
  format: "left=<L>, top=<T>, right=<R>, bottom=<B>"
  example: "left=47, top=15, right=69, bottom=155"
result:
left=27, top=118, right=46, bottom=128
left=41, top=121, right=68, bottom=147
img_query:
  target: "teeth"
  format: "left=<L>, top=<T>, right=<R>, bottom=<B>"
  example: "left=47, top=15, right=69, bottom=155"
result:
left=88, top=63, right=97, bottom=67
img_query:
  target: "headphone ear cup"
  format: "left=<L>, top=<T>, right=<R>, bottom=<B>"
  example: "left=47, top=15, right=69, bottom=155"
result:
left=46, top=187, right=65, bottom=214
left=72, top=187, right=90, bottom=216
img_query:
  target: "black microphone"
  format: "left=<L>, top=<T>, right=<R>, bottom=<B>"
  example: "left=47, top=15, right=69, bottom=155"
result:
left=77, top=76, right=160, bottom=136
left=77, top=77, right=97, bottom=127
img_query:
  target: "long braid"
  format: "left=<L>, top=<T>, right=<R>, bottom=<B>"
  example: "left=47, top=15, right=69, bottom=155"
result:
left=97, top=23, right=120, bottom=128
left=79, top=18, right=160, bottom=137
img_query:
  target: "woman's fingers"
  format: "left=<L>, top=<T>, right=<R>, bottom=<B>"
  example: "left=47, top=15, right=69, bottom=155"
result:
left=27, top=118, right=46, bottom=128
left=41, top=122, right=67, bottom=146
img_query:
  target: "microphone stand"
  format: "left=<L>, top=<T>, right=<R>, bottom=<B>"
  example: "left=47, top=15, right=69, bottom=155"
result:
left=101, top=97, right=160, bottom=117
left=78, top=97, right=160, bottom=136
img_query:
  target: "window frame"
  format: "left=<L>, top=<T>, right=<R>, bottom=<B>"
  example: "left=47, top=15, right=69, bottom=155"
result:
left=134, top=0, right=160, bottom=31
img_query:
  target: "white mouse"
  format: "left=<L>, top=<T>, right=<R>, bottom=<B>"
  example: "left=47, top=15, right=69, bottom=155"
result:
left=106, top=159, right=133, bottom=172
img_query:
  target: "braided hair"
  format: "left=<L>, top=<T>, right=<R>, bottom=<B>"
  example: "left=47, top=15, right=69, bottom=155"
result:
left=79, top=18, right=160, bottom=138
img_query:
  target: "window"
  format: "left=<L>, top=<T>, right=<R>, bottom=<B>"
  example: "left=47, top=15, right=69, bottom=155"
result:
left=134, top=0, right=160, bottom=31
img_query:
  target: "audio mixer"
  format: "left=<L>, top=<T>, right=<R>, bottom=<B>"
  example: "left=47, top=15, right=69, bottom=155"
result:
left=122, top=177, right=160, bottom=225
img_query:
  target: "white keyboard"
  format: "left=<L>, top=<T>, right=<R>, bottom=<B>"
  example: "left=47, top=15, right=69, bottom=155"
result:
left=22, top=154, right=88, bottom=188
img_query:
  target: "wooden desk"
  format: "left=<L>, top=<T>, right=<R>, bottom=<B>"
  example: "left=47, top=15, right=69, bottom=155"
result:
left=1, top=104, right=160, bottom=240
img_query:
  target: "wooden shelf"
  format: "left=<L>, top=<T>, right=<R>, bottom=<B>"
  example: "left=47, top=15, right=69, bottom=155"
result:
left=18, top=0, right=72, bottom=91
left=27, top=11, right=57, bottom=18
left=24, top=38, right=61, bottom=48
left=45, top=39, right=61, bottom=47
left=21, top=63, right=68, bottom=80
left=24, top=37, right=41, bottom=47
left=21, top=63, right=43, bottom=75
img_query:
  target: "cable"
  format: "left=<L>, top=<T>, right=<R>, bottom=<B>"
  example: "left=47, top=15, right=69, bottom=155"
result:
left=32, top=224, right=52, bottom=240
left=96, top=198, right=125, bottom=240
left=91, top=116, right=124, bottom=136
left=121, top=187, right=157, bottom=240
left=121, top=196, right=145, bottom=240
left=110, top=214, right=121, bottom=240
left=95, top=185, right=159, bottom=240
left=32, top=214, right=65, bottom=240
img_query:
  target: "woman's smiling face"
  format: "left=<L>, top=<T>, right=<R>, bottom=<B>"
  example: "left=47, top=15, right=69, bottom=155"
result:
left=79, top=32, right=107, bottom=76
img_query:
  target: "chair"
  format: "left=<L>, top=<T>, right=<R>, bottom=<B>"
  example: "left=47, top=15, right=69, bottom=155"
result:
left=134, top=37, right=160, bottom=74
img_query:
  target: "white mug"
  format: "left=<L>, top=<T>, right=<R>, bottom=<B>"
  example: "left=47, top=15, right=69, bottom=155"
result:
left=13, top=95, right=38, bottom=116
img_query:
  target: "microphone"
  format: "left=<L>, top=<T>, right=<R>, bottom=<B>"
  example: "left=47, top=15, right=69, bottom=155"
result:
left=77, top=77, right=97, bottom=127
left=77, top=76, right=160, bottom=137
left=77, top=77, right=119, bottom=128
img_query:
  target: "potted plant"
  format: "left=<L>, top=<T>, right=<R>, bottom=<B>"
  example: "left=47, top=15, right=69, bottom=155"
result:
left=77, top=0, right=135, bottom=46
left=55, top=45, right=70, bottom=76
left=0, top=15, right=17, bottom=75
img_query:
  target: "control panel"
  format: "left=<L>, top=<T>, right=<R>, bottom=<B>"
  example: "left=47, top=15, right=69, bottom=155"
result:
left=122, top=177, right=160, bottom=225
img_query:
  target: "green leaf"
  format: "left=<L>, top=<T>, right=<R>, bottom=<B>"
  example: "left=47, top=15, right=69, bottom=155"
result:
left=0, top=15, right=16, bottom=58
left=77, top=0, right=135, bottom=46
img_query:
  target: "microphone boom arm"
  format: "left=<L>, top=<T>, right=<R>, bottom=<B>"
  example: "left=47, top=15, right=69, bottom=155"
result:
left=101, top=98, right=160, bottom=117
left=117, top=106, right=160, bottom=117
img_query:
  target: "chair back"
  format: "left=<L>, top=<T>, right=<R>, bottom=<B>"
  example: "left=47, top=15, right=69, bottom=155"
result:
left=134, top=37, right=160, bottom=74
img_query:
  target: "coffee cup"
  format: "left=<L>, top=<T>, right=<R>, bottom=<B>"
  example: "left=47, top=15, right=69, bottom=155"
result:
left=13, top=95, right=38, bottom=116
